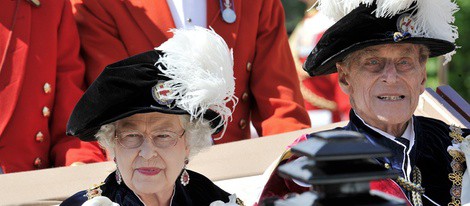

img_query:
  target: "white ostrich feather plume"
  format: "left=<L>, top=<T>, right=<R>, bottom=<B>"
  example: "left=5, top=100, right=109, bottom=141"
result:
left=315, top=0, right=459, bottom=62
left=374, top=0, right=416, bottom=18
left=155, top=27, right=237, bottom=133
left=413, top=0, right=459, bottom=43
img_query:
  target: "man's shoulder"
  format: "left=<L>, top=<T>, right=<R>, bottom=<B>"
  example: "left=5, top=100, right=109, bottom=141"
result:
left=415, top=116, right=469, bottom=134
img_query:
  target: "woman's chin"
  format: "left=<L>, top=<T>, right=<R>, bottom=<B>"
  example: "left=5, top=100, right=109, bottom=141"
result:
left=133, top=182, right=162, bottom=195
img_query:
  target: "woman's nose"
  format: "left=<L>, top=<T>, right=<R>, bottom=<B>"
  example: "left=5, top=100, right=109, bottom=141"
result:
left=138, top=138, right=159, bottom=159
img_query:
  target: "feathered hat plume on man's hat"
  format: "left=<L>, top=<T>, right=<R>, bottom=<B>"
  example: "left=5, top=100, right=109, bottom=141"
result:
left=304, top=0, right=459, bottom=76
left=67, top=27, right=237, bottom=141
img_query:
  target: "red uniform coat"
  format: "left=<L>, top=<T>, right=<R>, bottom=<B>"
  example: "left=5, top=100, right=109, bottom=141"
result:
left=0, top=0, right=106, bottom=173
left=71, top=0, right=311, bottom=143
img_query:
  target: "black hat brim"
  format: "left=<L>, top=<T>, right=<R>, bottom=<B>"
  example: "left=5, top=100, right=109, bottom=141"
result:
left=303, top=3, right=456, bottom=76
left=305, top=37, right=455, bottom=76
left=70, top=106, right=221, bottom=142
left=67, top=50, right=223, bottom=141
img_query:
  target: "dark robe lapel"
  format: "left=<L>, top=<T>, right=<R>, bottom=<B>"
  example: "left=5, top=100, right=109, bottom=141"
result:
left=346, top=110, right=410, bottom=177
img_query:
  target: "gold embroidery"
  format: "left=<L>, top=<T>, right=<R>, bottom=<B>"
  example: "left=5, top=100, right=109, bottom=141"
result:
left=236, top=197, right=245, bottom=206
left=449, top=172, right=464, bottom=186
left=450, top=126, right=464, bottom=143
left=85, top=182, right=105, bottom=200
left=448, top=125, right=465, bottom=206
left=449, top=150, right=466, bottom=163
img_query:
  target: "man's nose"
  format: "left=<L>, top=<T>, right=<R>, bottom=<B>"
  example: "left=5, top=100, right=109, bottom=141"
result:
left=381, top=62, right=398, bottom=84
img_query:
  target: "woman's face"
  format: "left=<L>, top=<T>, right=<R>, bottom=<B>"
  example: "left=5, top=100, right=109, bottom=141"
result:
left=113, top=112, right=189, bottom=196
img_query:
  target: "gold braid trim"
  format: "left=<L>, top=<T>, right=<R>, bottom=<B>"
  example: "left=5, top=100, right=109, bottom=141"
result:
left=448, top=125, right=465, bottom=206
left=412, top=167, right=424, bottom=206
left=289, top=22, right=338, bottom=111
left=396, top=167, right=424, bottom=206
left=85, top=182, right=105, bottom=200
left=236, top=197, right=245, bottom=206
left=299, top=83, right=338, bottom=110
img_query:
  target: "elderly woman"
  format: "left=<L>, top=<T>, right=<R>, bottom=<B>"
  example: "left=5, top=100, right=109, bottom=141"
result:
left=258, top=1, right=469, bottom=206
left=60, top=27, right=243, bottom=206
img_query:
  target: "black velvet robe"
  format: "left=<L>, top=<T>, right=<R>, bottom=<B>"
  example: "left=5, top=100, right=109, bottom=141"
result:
left=60, top=170, right=230, bottom=206
left=259, top=111, right=469, bottom=206
left=345, top=111, right=469, bottom=205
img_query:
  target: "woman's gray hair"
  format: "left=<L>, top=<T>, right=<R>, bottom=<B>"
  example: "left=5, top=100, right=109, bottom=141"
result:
left=94, top=114, right=213, bottom=159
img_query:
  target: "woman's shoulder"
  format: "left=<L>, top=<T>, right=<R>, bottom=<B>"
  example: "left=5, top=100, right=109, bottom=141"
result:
left=177, top=170, right=244, bottom=205
left=60, top=174, right=116, bottom=206
left=60, top=190, right=88, bottom=206
left=184, top=170, right=230, bottom=198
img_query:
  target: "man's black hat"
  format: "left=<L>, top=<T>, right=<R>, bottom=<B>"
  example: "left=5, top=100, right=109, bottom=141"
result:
left=303, top=3, right=456, bottom=76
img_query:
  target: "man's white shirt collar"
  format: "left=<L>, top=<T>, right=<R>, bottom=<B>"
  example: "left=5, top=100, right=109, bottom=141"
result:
left=354, top=110, right=415, bottom=181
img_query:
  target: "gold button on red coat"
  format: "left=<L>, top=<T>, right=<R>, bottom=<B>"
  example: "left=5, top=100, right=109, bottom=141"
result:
left=241, top=92, right=249, bottom=102
left=43, top=83, right=52, bottom=94
left=246, top=62, right=252, bottom=72
left=33, top=157, right=42, bottom=168
left=42, top=106, right=50, bottom=117
left=35, top=132, right=44, bottom=142
left=239, top=119, right=247, bottom=129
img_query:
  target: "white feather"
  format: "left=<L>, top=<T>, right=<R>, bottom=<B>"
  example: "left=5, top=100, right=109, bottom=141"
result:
left=413, top=0, right=459, bottom=41
left=374, top=0, right=416, bottom=18
left=315, top=0, right=347, bottom=21
left=155, top=27, right=237, bottom=134
left=315, top=0, right=372, bottom=21
left=414, top=0, right=459, bottom=62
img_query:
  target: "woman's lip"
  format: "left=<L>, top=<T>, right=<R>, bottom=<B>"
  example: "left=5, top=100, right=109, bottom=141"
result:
left=136, top=167, right=161, bottom=176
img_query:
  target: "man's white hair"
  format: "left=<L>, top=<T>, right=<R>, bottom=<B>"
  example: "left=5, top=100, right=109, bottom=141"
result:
left=94, top=114, right=213, bottom=159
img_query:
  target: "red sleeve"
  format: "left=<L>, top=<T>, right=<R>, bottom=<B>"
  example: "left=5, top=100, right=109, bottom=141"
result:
left=50, top=0, right=106, bottom=166
left=259, top=153, right=310, bottom=203
left=250, top=0, right=311, bottom=136
left=259, top=135, right=310, bottom=202
left=71, top=0, right=130, bottom=85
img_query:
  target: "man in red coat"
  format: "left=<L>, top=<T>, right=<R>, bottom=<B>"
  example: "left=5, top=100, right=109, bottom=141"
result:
left=290, top=10, right=351, bottom=125
left=71, top=0, right=311, bottom=143
left=0, top=0, right=106, bottom=173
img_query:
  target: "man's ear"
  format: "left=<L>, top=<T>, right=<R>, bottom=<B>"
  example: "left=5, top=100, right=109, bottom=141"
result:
left=336, top=63, right=351, bottom=95
left=419, top=66, right=427, bottom=94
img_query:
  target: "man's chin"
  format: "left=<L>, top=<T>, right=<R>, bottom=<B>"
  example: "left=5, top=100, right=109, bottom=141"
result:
left=376, top=114, right=411, bottom=125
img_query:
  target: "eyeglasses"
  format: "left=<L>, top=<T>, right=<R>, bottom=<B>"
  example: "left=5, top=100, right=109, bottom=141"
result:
left=115, top=130, right=185, bottom=149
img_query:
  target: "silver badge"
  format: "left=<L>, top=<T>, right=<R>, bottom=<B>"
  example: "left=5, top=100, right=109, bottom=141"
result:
left=220, top=0, right=236, bottom=24
left=151, top=81, right=174, bottom=106
left=396, top=13, right=416, bottom=34
left=222, top=8, right=236, bottom=24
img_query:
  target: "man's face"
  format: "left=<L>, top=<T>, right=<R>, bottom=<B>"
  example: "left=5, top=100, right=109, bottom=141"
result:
left=337, top=43, right=427, bottom=129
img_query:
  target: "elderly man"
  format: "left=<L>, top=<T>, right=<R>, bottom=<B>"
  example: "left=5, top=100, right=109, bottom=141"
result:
left=259, top=1, right=469, bottom=206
